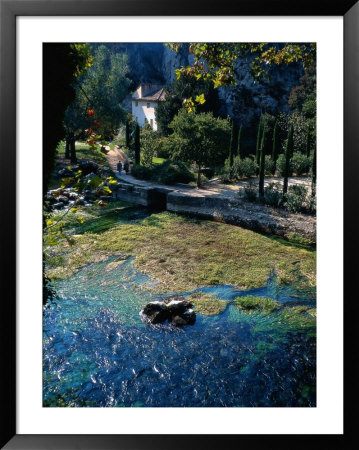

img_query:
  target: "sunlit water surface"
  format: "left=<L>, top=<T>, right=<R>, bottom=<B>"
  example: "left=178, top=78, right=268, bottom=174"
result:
left=43, top=256, right=316, bottom=407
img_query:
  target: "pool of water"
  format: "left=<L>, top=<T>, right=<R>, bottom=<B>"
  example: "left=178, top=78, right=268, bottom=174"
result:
left=43, top=256, right=316, bottom=407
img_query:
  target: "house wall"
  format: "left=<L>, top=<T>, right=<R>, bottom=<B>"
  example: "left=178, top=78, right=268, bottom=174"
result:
left=132, top=100, right=158, bottom=130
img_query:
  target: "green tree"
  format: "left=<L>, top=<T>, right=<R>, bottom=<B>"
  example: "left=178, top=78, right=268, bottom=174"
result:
left=168, top=110, right=230, bottom=187
left=65, top=45, right=131, bottom=143
left=140, top=124, right=161, bottom=167
left=272, top=120, right=280, bottom=173
left=283, top=124, right=294, bottom=197
left=259, top=128, right=266, bottom=197
left=256, top=118, right=263, bottom=165
left=125, top=120, right=131, bottom=148
left=305, top=126, right=311, bottom=157
left=43, top=43, right=93, bottom=304
left=155, top=75, right=221, bottom=136
left=228, top=121, right=238, bottom=167
left=237, top=125, right=243, bottom=159
left=63, top=45, right=131, bottom=162
left=134, top=122, right=141, bottom=165
left=289, top=70, right=316, bottom=156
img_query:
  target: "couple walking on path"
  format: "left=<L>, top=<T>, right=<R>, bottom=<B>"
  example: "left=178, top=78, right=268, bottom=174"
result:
left=117, top=160, right=129, bottom=175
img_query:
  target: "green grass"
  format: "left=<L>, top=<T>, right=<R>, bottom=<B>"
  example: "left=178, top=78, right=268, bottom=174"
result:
left=45, top=208, right=316, bottom=295
left=56, top=141, right=107, bottom=164
left=234, top=295, right=279, bottom=314
left=187, top=292, right=227, bottom=315
left=152, top=157, right=166, bottom=165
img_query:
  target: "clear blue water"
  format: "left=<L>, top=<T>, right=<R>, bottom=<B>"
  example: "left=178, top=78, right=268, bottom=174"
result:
left=43, top=256, right=316, bottom=407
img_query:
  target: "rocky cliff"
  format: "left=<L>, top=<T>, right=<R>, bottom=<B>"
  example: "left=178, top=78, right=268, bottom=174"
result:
left=100, top=43, right=304, bottom=128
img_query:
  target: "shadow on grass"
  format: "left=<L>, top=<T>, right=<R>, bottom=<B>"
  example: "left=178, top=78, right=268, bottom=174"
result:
left=266, top=233, right=316, bottom=252
left=70, top=206, right=152, bottom=234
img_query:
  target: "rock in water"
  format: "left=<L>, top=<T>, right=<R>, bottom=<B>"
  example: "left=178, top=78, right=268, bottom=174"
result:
left=141, top=298, right=196, bottom=326
left=142, top=301, right=170, bottom=324
left=171, top=310, right=196, bottom=326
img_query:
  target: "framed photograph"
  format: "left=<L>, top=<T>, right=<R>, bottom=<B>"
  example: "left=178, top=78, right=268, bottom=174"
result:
left=1, top=0, right=356, bottom=448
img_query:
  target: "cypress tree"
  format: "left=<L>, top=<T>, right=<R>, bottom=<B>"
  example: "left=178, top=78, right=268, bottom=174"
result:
left=283, top=124, right=294, bottom=197
left=228, top=120, right=237, bottom=167
left=306, top=127, right=311, bottom=157
left=134, top=123, right=140, bottom=165
left=125, top=120, right=130, bottom=148
left=259, top=128, right=266, bottom=198
left=272, top=120, right=279, bottom=173
left=256, top=117, right=263, bottom=166
left=237, top=124, right=243, bottom=159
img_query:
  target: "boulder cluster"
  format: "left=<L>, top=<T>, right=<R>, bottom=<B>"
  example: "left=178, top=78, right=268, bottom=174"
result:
left=140, top=296, right=196, bottom=326
left=46, top=160, right=116, bottom=211
left=56, top=160, right=100, bottom=178
left=46, top=187, right=88, bottom=210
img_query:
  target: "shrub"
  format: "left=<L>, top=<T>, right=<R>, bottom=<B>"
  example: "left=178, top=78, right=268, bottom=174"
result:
left=220, top=157, right=257, bottom=182
left=132, top=160, right=195, bottom=185
left=218, top=168, right=234, bottom=183
left=241, top=157, right=258, bottom=177
left=265, top=155, right=275, bottom=175
left=291, top=152, right=311, bottom=176
left=157, top=160, right=195, bottom=185
left=275, top=153, right=292, bottom=176
left=242, top=182, right=257, bottom=202
left=234, top=157, right=257, bottom=178
left=263, top=182, right=282, bottom=207
left=308, top=195, right=316, bottom=215
left=131, top=164, right=153, bottom=181
left=156, top=137, right=171, bottom=159
left=285, top=184, right=309, bottom=213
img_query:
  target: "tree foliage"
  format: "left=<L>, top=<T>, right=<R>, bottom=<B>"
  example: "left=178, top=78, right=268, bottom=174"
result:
left=166, top=42, right=316, bottom=109
left=140, top=124, right=162, bottom=167
left=134, top=122, right=141, bottom=165
left=64, top=45, right=131, bottom=143
left=283, top=124, right=294, bottom=196
left=155, top=75, right=222, bottom=135
left=167, top=110, right=231, bottom=186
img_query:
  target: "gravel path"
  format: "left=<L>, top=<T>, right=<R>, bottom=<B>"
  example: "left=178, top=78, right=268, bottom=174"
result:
left=106, top=146, right=312, bottom=198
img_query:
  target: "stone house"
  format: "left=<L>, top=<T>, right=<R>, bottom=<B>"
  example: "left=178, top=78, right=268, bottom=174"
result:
left=131, top=83, right=166, bottom=131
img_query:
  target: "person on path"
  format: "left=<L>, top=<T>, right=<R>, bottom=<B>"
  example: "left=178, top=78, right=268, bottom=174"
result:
left=117, top=160, right=122, bottom=174
left=124, top=160, right=129, bottom=174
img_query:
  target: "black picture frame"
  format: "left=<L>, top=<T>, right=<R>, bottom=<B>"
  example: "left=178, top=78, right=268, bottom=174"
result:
left=1, top=0, right=357, bottom=448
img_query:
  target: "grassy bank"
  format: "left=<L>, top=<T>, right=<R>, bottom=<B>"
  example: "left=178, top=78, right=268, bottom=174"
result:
left=45, top=204, right=316, bottom=295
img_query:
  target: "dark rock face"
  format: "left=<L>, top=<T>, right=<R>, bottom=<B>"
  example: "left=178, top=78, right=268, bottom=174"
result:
left=106, top=43, right=303, bottom=152
left=141, top=297, right=196, bottom=326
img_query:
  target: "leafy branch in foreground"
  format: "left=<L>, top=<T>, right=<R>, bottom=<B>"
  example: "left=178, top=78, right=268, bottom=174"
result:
left=166, top=42, right=316, bottom=110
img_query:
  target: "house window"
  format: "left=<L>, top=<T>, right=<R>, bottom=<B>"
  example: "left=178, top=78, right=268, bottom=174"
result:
left=150, top=119, right=153, bottom=128
left=135, top=101, right=138, bottom=107
left=147, top=103, right=150, bottom=108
